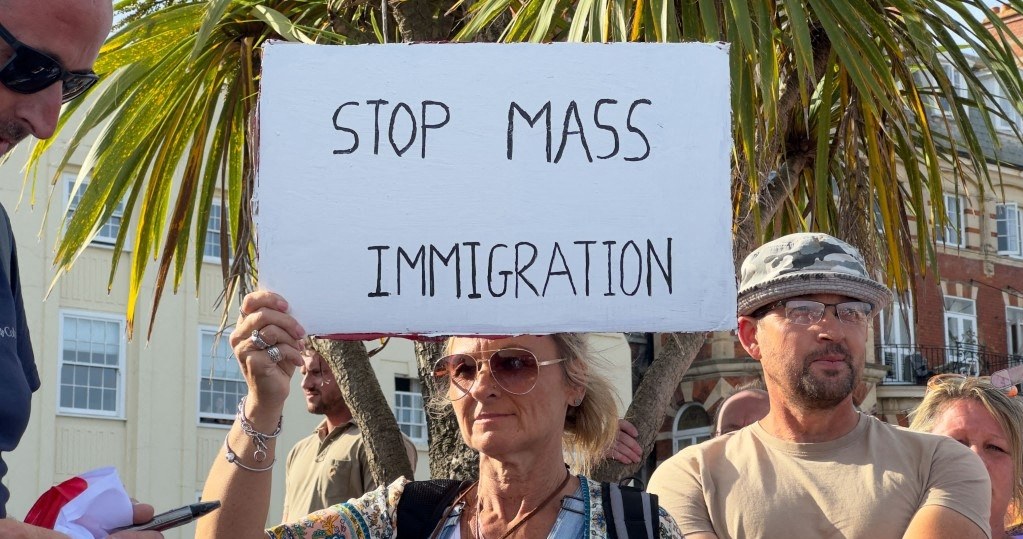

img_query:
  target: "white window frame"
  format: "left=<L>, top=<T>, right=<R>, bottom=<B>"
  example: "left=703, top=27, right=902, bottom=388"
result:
left=996, top=203, right=1022, bottom=258
left=64, top=172, right=126, bottom=247
left=197, top=327, right=246, bottom=427
left=203, top=200, right=228, bottom=264
left=671, top=403, right=712, bottom=453
left=58, top=310, right=126, bottom=419
left=879, top=298, right=916, bottom=383
left=1008, top=307, right=1023, bottom=359
left=944, top=296, right=979, bottom=374
left=394, top=377, right=427, bottom=443
left=937, top=62, right=967, bottom=114
left=936, top=193, right=965, bottom=247
left=981, top=73, right=1022, bottom=132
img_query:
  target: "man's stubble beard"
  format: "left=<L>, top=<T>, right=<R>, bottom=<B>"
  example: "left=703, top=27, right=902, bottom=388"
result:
left=791, top=343, right=860, bottom=410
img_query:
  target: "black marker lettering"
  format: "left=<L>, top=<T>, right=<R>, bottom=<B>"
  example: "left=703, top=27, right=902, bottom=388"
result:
left=574, top=240, right=596, bottom=296
left=620, top=240, right=642, bottom=296
left=542, top=241, right=577, bottom=296
left=603, top=241, right=616, bottom=296
left=429, top=244, right=461, bottom=298
left=593, top=99, right=619, bottom=160
left=488, top=243, right=510, bottom=297
left=367, top=245, right=390, bottom=297
left=625, top=99, right=652, bottom=162
left=463, top=241, right=482, bottom=299
left=514, top=242, right=539, bottom=298
left=421, top=101, right=450, bottom=159
left=554, top=100, right=593, bottom=163
left=367, top=99, right=389, bottom=155
left=389, top=102, right=417, bottom=157
left=647, top=238, right=672, bottom=295
left=332, top=101, right=360, bottom=154
left=397, top=245, right=426, bottom=296
left=507, top=101, right=552, bottom=162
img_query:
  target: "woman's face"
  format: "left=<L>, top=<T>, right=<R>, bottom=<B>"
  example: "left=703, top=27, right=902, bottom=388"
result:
left=445, top=335, right=584, bottom=460
left=930, top=399, right=1015, bottom=528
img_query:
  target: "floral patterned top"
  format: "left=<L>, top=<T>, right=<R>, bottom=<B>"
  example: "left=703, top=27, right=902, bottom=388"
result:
left=266, top=475, right=683, bottom=538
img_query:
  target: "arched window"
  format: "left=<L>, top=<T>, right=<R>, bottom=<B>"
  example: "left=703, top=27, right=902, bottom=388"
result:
left=672, top=402, right=712, bottom=453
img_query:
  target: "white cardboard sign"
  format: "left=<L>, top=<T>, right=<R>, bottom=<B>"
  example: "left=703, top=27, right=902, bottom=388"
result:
left=257, top=42, right=736, bottom=336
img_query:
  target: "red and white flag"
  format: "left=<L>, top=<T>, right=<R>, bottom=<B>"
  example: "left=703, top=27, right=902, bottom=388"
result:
left=24, top=467, right=133, bottom=538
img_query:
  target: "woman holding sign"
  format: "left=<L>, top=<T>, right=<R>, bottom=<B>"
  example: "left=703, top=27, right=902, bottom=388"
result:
left=198, top=290, right=681, bottom=538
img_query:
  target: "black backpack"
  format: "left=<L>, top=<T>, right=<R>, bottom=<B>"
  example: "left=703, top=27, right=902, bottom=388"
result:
left=396, top=478, right=660, bottom=538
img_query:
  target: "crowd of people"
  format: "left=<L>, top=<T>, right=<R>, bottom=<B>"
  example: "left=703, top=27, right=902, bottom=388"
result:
left=1, top=1, right=1022, bottom=538
left=187, top=232, right=1022, bottom=539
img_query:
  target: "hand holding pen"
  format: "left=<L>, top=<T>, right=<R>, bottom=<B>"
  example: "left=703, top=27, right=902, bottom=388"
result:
left=111, top=501, right=220, bottom=534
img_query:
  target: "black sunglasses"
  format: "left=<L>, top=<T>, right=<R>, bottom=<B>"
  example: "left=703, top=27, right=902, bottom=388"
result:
left=0, top=21, right=99, bottom=103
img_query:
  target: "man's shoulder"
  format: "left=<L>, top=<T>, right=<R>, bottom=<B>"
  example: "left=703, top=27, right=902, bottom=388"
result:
left=860, top=415, right=948, bottom=450
left=652, top=431, right=740, bottom=475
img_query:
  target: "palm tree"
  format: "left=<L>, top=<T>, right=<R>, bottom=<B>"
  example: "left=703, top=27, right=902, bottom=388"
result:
left=25, top=0, right=1023, bottom=482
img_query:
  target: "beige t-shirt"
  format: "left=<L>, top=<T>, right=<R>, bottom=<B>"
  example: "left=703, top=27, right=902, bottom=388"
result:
left=648, top=414, right=991, bottom=539
left=281, top=419, right=418, bottom=523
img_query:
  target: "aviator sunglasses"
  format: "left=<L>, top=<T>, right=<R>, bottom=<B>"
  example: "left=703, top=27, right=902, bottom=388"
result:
left=431, top=348, right=567, bottom=400
left=0, top=21, right=99, bottom=103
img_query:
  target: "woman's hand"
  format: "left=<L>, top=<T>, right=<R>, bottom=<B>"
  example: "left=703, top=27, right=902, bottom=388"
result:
left=230, top=291, right=306, bottom=408
left=606, top=419, right=642, bottom=464
left=105, top=502, right=161, bottom=538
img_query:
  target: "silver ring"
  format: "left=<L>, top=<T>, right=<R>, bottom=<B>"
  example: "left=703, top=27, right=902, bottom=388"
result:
left=250, top=330, right=270, bottom=350
left=266, top=345, right=283, bottom=364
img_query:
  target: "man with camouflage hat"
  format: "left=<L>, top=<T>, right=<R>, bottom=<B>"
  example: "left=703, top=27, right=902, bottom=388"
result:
left=649, top=232, right=992, bottom=539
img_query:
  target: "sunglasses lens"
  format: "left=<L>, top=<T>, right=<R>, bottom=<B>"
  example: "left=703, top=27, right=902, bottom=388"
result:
left=490, top=349, right=539, bottom=395
left=60, top=73, right=98, bottom=103
left=0, top=47, right=61, bottom=93
left=432, top=354, right=477, bottom=400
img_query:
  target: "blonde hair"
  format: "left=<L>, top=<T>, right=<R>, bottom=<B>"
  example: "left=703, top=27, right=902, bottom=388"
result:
left=433, top=334, right=619, bottom=476
left=909, top=376, right=1023, bottom=526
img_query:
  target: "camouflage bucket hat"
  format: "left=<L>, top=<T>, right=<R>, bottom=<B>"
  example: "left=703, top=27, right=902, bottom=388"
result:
left=737, top=233, right=893, bottom=316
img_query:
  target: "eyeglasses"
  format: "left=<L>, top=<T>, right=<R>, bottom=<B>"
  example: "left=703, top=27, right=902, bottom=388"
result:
left=0, top=21, right=99, bottom=103
left=431, top=348, right=567, bottom=400
left=754, top=300, right=873, bottom=325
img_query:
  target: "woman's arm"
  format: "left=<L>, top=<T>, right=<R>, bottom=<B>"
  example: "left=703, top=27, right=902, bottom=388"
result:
left=197, top=292, right=306, bottom=538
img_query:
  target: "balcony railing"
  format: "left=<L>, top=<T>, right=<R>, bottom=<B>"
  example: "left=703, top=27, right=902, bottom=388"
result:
left=875, top=344, right=1023, bottom=384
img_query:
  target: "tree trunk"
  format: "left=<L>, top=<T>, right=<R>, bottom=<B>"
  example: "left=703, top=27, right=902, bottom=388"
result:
left=413, top=341, right=480, bottom=480
left=387, top=0, right=456, bottom=42
left=590, top=332, right=706, bottom=481
left=313, top=339, right=415, bottom=486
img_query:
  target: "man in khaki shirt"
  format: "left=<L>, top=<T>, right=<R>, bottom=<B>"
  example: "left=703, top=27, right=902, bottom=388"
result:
left=649, top=232, right=992, bottom=539
left=281, top=349, right=418, bottom=522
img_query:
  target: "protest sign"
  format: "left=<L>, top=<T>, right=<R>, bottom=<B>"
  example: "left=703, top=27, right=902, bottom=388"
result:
left=257, top=42, right=734, bottom=336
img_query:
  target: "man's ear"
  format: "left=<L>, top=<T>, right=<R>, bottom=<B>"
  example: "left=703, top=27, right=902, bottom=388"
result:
left=737, top=316, right=763, bottom=361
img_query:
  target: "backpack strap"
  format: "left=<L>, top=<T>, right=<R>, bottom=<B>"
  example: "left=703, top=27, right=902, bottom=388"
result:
left=396, top=479, right=472, bottom=539
left=602, top=481, right=660, bottom=539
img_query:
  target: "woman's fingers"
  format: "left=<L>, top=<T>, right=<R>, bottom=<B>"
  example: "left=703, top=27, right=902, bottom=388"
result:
left=611, top=418, right=642, bottom=464
left=618, top=418, right=639, bottom=437
left=239, top=290, right=289, bottom=318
